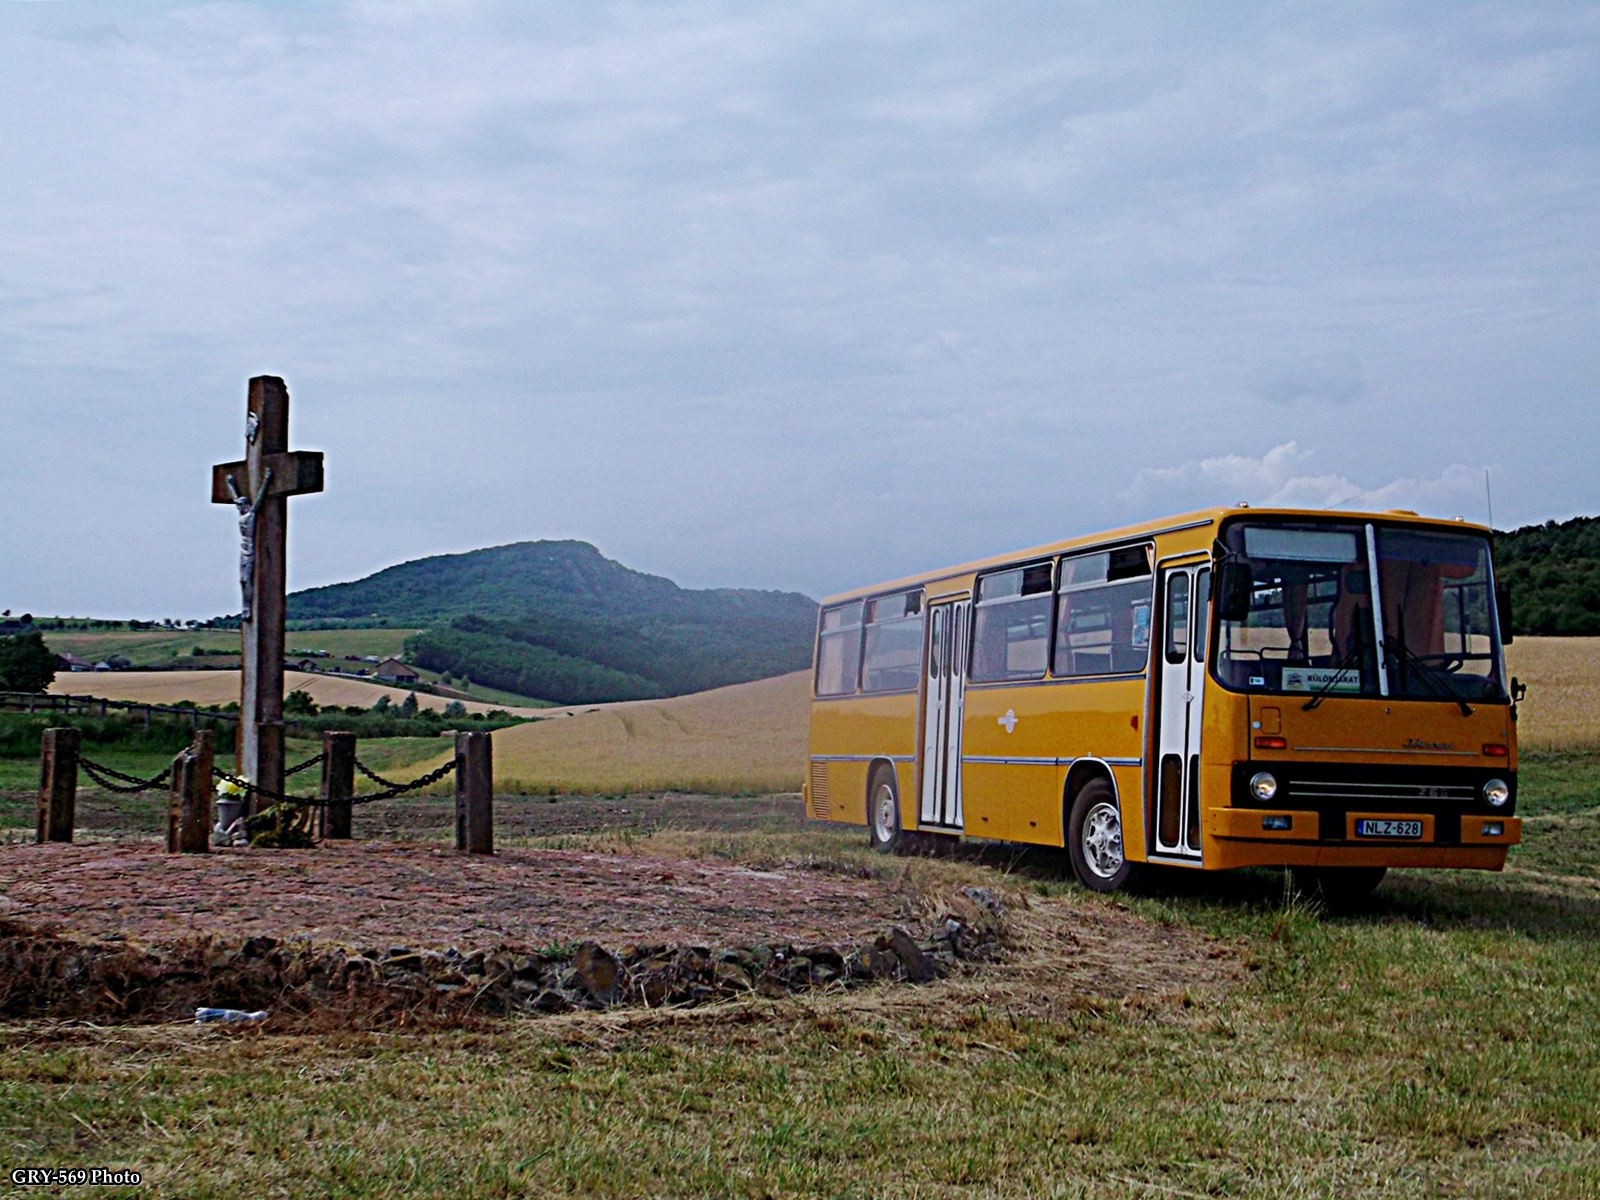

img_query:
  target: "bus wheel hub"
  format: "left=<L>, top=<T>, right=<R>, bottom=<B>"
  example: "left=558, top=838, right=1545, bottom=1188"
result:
left=1083, top=802, right=1124, bottom=878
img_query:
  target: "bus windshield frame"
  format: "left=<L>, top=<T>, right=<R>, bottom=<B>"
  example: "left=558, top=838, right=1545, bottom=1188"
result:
left=1211, top=517, right=1507, bottom=705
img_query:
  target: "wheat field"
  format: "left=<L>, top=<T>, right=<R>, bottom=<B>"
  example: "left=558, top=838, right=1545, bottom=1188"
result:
left=46, top=670, right=547, bottom=718
left=455, top=670, right=813, bottom=795
left=1505, top=636, right=1600, bottom=750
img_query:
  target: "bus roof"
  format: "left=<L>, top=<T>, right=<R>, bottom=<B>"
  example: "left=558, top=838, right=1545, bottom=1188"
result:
left=818, top=506, right=1494, bottom=607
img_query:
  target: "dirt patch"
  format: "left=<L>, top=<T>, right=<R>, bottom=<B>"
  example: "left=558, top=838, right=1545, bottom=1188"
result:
left=1000, top=895, right=1246, bottom=1007
left=0, top=810, right=1244, bottom=1028
left=0, top=839, right=901, bottom=950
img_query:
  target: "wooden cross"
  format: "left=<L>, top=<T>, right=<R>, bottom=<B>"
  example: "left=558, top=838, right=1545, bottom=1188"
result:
left=211, top=376, right=324, bottom=813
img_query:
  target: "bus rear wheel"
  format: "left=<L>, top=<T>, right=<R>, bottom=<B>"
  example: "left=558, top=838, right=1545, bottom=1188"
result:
left=1067, top=778, right=1139, bottom=893
left=868, top=767, right=902, bottom=854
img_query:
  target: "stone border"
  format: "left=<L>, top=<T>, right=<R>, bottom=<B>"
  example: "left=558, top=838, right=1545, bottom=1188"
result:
left=0, top=888, right=1005, bottom=1026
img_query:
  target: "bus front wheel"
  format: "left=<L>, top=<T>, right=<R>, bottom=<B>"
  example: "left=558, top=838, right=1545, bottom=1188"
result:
left=868, top=768, right=902, bottom=854
left=1067, top=778, right=1139, bottom=893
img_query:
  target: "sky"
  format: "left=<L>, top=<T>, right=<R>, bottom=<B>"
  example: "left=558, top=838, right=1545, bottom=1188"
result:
left=2, top=1, right=1597, bottom=618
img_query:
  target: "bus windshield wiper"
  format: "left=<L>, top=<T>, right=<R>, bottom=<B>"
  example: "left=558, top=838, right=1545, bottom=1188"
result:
left=1386, top=639, right=1473, bottom=716
left=1302, top=643, right=1364, bottom=711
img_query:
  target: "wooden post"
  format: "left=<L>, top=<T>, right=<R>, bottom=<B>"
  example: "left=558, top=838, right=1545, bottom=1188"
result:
left=143, top=704, right=152, bottom=732
left=455, top=730, right=493, bottom=855
left=211, top=376, right=324, bottom=816
left=321, top=730, right=356, bottom=840
left=166, top=730, right=214, bottom=854
left=36, top=727, right=79, bottom=844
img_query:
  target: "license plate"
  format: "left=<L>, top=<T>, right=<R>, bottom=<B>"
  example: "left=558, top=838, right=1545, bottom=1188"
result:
left=1355, top=818, right=1423, bottom=839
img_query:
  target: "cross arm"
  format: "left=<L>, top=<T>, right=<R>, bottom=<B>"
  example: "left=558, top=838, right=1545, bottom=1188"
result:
left=210, top=451, right=325, bottom=503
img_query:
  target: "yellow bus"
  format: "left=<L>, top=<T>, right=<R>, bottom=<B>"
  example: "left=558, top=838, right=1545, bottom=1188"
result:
left=804, top=506, right=1522, bottom=901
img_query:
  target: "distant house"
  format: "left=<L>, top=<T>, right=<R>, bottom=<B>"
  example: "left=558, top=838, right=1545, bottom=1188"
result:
left=55, top=653, right=92, bottom=673
left=374, top=658, right=418, bottom=682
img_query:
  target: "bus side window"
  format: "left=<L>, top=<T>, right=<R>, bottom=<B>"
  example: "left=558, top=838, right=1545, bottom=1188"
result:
left=971, top=563, right=1053, bottom=682
left=862, top=591, right=925, bottom=693
left=1054, top=545, right=1154, bottom=676
left=1193, top=568, right=1211, bottom=663
left=815, top=601, right=864, bottom=696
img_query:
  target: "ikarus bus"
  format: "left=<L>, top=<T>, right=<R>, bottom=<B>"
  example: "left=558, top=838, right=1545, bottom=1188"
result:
left=804, top=507, right=1522, bottom=902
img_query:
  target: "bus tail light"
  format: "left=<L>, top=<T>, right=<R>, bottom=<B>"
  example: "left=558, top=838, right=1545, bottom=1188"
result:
left=1254, top=736, right=1287, bottom=750
left=1483, top=743, right=1508, bottom=758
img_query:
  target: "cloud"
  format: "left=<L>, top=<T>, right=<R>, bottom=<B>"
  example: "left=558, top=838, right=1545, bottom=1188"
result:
left=1123, top=443, right=1494, bottom=522
left=0, top=2, right=1595, bottom=616
left=1250, top=352, right=1365, bottom=407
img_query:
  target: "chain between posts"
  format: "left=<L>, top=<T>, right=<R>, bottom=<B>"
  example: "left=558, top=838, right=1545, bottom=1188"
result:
left=75, top=752, right=319, bottom=796
left=212, top=756, right=456, bottom=808
left=283, top=752, right=324, bottom=778
left=77, top=757, right=174, bottom=794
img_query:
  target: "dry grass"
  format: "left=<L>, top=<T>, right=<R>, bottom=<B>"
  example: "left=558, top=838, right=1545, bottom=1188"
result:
left=47, top=670, right=546, bottom=718
left=448, top=671, right=811, bottom=795
left=6, top=783, right=1600, bottom=1197
left=1506, top=637, right=1600, bottom=750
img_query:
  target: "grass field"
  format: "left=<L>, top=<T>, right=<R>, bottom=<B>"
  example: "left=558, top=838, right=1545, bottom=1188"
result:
left=2, top=643, right=1595, bottom=1194
left=0, top=751, right=1595, bottom=1196
left=41, top=627, right=420, bottom=669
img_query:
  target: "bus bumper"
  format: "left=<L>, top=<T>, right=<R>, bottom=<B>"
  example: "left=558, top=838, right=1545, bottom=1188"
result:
left=1205, top=808, right=1521, bottom=870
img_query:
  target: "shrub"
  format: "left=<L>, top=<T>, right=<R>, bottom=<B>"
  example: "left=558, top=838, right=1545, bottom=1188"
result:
left=285, top=689, right=319, bottom=715
left=0, top=631, right=55, bottom=693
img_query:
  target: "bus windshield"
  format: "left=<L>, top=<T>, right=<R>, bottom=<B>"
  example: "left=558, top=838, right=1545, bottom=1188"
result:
left=1214, top=521, right=1505, bottom=703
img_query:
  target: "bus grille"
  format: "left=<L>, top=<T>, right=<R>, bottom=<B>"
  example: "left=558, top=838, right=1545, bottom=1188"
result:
left=809, top=761, right=831, bottom=818
left=1286, top=779, right=1478, bottom=806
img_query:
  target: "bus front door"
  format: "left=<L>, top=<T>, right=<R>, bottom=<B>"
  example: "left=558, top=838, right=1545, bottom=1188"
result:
left=919, top=599, right=968, bottom=831
left=1153, top=563, right=1209, bottom=859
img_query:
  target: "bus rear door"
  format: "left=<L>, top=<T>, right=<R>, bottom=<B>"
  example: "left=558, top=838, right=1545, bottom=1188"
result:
left=919, top=599, right=968, bottom=831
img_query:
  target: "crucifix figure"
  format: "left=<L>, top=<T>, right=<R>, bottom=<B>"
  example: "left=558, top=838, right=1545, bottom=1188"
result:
left=211, top=377, right=324, bottom=814
left=224, top=467, right=272, bottom=620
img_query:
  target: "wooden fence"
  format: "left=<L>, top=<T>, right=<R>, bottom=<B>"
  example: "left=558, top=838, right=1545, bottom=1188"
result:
left=0, top=690, right=300, bottom=734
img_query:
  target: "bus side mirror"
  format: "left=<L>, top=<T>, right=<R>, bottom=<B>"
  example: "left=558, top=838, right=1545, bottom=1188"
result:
left=1216, top=561, right=1253, bottom=621
left=1496, top=581, right=1514, bottom=644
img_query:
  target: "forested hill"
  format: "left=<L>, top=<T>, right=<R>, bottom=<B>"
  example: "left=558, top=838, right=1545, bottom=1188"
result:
left=1495, top=515, right=1600, bottom=636
left=287, top=541, right=818, bottom=705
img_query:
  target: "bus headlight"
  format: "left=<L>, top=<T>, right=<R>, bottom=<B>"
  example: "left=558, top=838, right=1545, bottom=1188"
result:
left=1249, top=771, right=1278, bottom=802
left=1483, top=778, right=1510, bottom=808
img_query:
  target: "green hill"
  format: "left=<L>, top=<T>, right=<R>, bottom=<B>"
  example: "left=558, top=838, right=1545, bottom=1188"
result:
left=288, top=541, right=818, bottom=705
left=1495, top=515, right=1600, bottom=636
